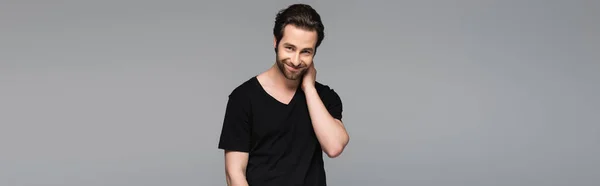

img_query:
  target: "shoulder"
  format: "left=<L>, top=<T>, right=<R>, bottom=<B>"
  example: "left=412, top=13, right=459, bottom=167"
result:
left=315, top=81, right=339, bottom=94
left=314, top=81, right=342, bottom=102
left=228, top=76, right=259, bottom=101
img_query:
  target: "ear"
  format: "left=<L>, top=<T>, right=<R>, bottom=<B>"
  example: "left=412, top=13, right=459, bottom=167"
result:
left=273, top=36, right=278, bottom=53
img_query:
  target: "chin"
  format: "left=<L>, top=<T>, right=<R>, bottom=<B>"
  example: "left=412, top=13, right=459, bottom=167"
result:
left=284, top=74, right=300, bottom=80
left=276, top=62, right=305, bottom=80
left=285, top=71, right=305, bottom=80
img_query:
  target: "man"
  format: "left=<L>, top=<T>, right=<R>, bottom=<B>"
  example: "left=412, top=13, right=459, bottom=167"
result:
left=217, top=4, right=350, bottom=186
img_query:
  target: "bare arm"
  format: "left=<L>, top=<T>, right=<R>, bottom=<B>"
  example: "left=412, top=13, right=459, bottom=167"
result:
left=224, top=150, right=249, bottom=186
left=304, top=87, right=349, bottom=158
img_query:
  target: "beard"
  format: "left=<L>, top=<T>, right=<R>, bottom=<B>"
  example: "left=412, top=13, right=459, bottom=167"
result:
left=276, top=56, right=307, bottom=80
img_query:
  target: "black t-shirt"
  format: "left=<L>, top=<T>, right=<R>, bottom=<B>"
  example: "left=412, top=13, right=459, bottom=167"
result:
left=218, top=76, right=343, bottom=186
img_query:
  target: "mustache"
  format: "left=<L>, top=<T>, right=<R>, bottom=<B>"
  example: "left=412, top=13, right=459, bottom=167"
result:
left=281, top=59, right=307, bottom=69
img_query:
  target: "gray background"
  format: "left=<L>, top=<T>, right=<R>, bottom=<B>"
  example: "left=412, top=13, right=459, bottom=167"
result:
left=1, top=0, right=599, bottom=185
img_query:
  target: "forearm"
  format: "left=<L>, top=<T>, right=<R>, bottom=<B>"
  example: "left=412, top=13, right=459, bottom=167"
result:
left=225, top=170, right=249, bottom=186
left=224, top=151, right=249, bottom=186
left=304, top=87, right=349, bottom=158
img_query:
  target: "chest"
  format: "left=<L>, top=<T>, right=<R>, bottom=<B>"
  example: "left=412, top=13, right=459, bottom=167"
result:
left=249, top=99, right=315, bottom=140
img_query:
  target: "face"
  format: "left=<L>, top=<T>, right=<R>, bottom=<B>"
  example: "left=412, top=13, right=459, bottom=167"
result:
left=274, top=24, right=318, bottom=80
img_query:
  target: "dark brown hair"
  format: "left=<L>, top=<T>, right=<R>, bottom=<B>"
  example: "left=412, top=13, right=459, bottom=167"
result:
left=273, top=4, right=325, bottom=53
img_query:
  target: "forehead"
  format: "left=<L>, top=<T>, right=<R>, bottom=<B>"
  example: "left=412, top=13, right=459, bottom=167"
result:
left=280, top=24, right=318, bottom=49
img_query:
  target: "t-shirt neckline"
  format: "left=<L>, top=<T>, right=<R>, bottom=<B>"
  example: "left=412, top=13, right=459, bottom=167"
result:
left=252, top=76, right=300, bottom=106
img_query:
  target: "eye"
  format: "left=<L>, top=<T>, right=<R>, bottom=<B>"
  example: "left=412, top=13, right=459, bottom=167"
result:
left=285, top=46, right=294, bottom=51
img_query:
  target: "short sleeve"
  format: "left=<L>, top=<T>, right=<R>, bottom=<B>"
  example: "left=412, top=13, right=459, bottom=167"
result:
left=323, top=88, right=343, bottom=121
left=218, top=93, right=252, bottom=152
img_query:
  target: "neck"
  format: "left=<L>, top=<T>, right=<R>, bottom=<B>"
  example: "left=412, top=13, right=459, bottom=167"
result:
left=268, top=63, right=300, bottom=90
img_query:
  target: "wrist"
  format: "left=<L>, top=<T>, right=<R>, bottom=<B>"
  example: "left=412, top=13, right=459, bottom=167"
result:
left=302, top=85, right=317, bottom=93
left=302, top=82, right=315, bottom=89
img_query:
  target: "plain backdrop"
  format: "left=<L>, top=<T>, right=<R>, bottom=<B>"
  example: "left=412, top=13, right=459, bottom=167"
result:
left=1, top=0, right=599, bottom=185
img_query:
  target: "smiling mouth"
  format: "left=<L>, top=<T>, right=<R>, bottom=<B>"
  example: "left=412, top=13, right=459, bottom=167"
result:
left=286, top=64, right=303, bottom=72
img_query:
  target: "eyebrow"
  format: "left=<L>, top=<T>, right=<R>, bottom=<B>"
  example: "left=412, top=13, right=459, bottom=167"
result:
left=282, top=43, right=314, bottom=52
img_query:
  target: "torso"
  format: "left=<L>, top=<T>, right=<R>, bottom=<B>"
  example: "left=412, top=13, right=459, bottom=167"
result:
left=239, top=76, right=327, bottom=186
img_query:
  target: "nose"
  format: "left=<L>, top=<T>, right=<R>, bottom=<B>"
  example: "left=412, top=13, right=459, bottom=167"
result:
left=290, top=53, right=301, bottom=66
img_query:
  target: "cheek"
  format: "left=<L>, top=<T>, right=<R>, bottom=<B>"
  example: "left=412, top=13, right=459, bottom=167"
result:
left=278, top=53, right=293, bottom=60
left=301, top=56, right=313, bottom=64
